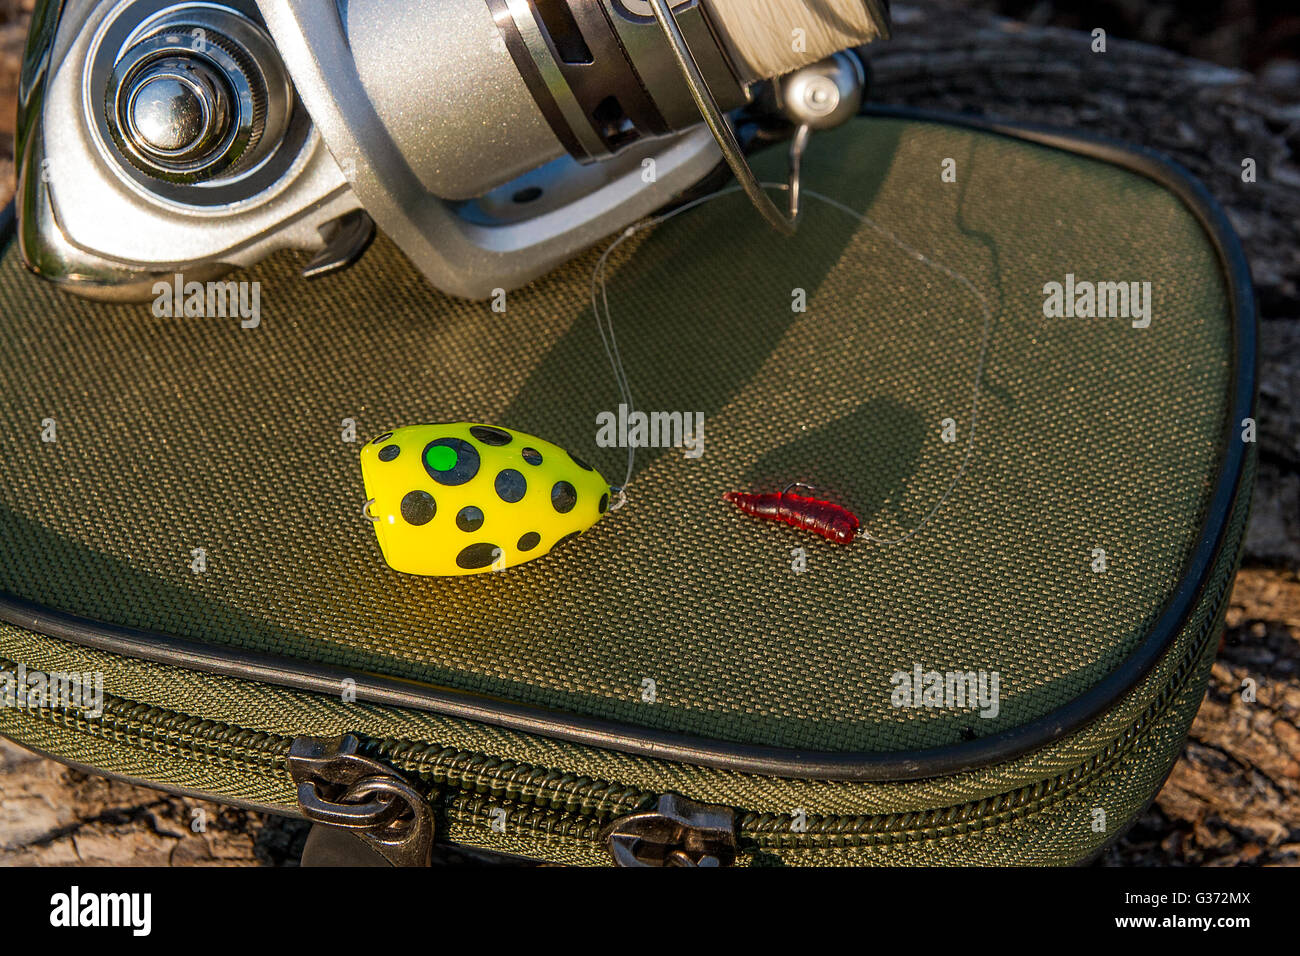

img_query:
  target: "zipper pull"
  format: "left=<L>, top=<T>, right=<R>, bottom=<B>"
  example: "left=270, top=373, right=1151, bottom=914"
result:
left=601, top=793, right=738, bottom=867
left=289, top=734, right=434, bottom=867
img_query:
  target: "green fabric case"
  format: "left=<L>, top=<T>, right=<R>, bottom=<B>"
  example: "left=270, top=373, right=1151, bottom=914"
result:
left=0, top=110, right=1257, bottom=865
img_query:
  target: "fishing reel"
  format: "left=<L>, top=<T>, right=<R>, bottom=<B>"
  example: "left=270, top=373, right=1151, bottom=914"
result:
left=16, top=0, right=888, bottom=302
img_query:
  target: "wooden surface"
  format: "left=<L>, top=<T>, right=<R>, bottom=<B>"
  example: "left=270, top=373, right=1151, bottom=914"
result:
left=0, top=0, right=1297, bottom=866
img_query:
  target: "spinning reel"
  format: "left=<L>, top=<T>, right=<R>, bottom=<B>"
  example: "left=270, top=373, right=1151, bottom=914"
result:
left=17, top=0, right=888, bottom=301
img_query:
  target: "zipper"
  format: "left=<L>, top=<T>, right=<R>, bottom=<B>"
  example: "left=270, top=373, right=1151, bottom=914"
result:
left=287, top=734, right=735, bottom=866
left=0, top=563, right=1229, bottom=865
left=289, top=734, right=435, bottom=867
left=601, top=793, right=737, bottom=866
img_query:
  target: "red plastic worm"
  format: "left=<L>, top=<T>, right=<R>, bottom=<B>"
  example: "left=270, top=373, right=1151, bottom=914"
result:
left=722, top=486, right=861, bottom=545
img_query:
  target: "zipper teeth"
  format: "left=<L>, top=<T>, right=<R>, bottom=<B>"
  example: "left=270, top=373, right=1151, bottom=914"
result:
left=0, top=485, right=1245, bottom=852
left=372, top=742, right=653, bottom=819
left=747, top=622, right=1204, bottom=849
left=0, top=566, right=1227, bottom=849
left=0, top=684, right=291, bottom=770
left=445, top=793, right=610, bottom=844
left=0, top=668, right=649, bottom=818
left=408, top=554, right=1231, bottom=852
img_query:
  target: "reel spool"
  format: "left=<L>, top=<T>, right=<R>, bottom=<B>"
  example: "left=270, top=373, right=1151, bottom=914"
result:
left=493, top=0, right=884, bottom=233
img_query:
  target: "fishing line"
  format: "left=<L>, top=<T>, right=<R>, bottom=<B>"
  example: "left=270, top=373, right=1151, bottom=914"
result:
left=591, top=182, right=995, bottom=545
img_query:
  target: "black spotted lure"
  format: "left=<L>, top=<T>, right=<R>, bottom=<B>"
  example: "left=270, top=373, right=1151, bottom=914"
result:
left=361, top=423, right=613, bottom=576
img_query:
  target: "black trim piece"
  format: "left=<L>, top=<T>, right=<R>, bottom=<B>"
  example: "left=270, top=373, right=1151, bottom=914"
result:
left=552, top=0, right=671, bottom=149
left=0, top=106, right=1257, bottom=782
left=484, top=0, right=588, bottom=160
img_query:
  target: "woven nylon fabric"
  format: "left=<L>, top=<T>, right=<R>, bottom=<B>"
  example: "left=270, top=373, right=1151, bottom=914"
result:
left=0, top=116, right=1232, bottom=755
left=0, top=459, right=1245, bottom=866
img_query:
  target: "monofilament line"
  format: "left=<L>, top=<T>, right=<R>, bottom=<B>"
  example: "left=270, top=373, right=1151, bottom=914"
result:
left=591, top=183, right=994, bottom=544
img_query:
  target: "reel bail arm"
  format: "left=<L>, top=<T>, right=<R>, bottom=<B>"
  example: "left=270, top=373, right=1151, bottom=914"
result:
left=646, top=0, right=867, bottom=236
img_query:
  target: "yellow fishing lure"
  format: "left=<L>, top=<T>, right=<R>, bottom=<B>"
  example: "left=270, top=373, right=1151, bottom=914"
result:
left=360, top=422, right=612, bottom=576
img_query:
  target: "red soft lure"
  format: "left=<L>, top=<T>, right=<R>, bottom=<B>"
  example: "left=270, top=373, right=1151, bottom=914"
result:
left=723, top=486, right=861, bottom=545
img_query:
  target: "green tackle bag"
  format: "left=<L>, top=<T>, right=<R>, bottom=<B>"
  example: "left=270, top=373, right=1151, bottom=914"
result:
left=0, top=108, right=1256, bottom=866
